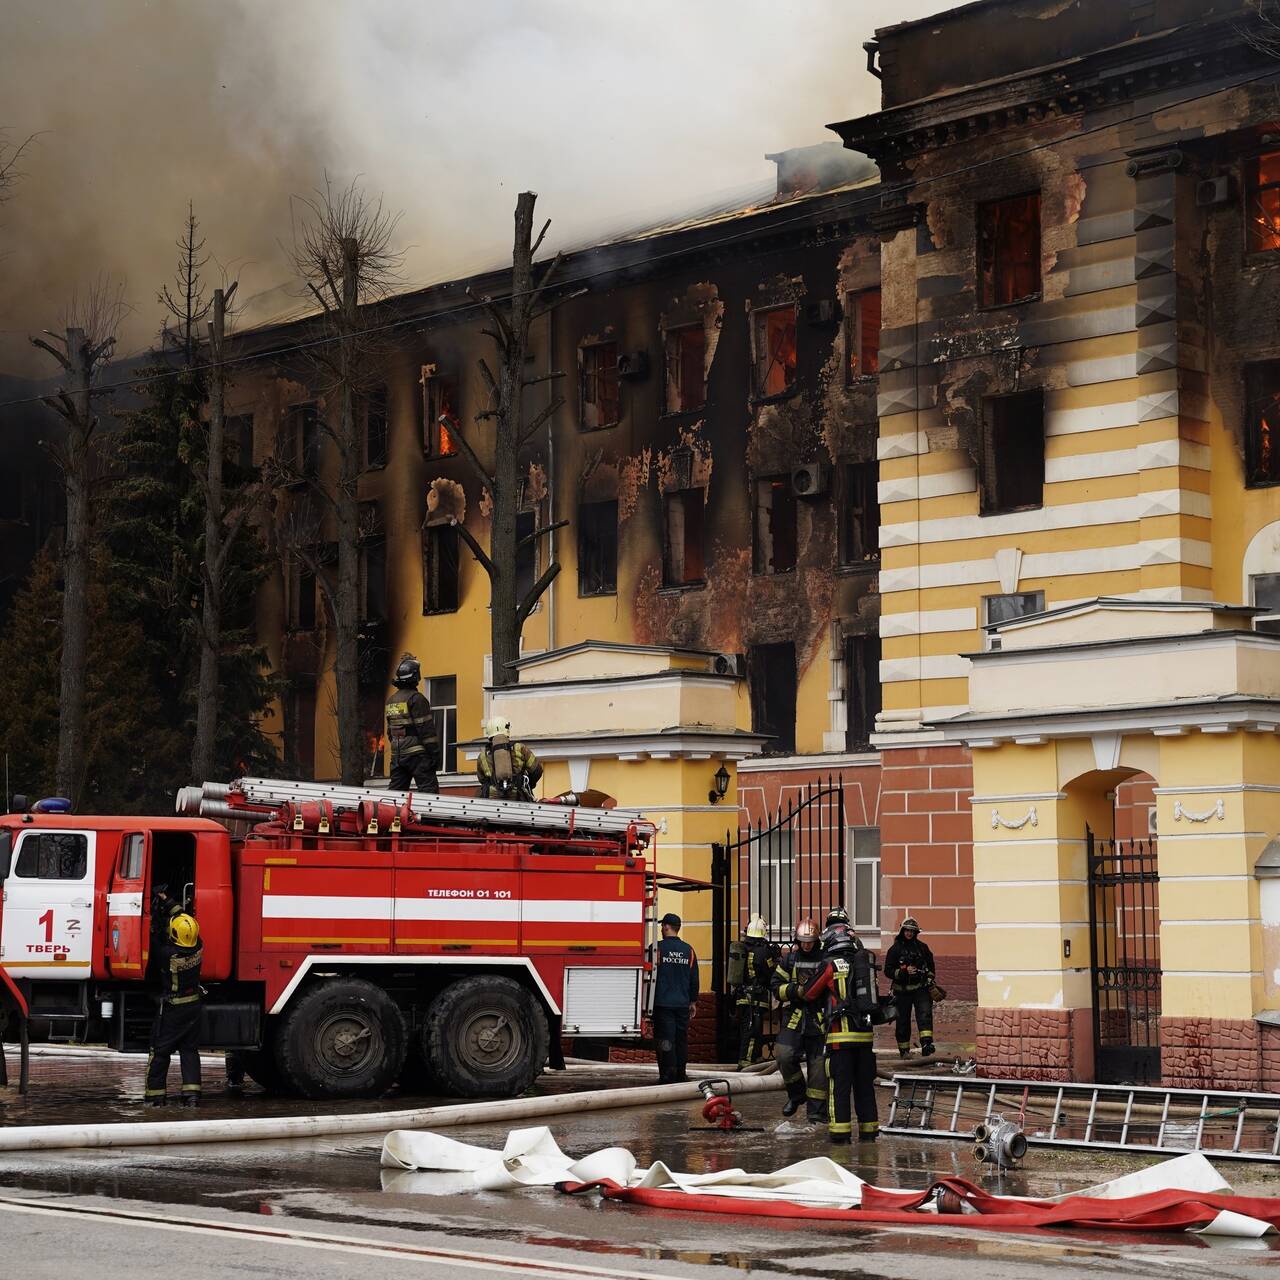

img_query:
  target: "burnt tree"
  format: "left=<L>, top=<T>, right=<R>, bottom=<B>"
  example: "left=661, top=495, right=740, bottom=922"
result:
left=449, top=191, right=568, bottom=687
left=30, top=281, right=127, bottom=802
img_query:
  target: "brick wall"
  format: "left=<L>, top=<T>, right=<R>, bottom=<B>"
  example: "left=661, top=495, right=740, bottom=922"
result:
left=976, top=1007, right=1093, bottom=1081
left=1162, top=1016, right=1269, bottom=1090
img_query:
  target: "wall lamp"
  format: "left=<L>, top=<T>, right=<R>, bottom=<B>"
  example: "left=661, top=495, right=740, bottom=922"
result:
left=709, top=764, right=731, bottom=805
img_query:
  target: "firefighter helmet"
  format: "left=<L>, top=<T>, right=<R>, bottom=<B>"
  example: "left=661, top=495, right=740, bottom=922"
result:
left=824, top=906, right=850, bottom=928
left=821, top=921, right=857, bottom=955
left=900, top=916, right=920, bottom=934
left=746, top=915, right=768, bottom=939
left=482, top=715, right=512, bottom=738
left=393, top=654, right=421, bottom=688
left=795, top=916, right=819, bottom=948
left=168, top=913, right=200, bottom=947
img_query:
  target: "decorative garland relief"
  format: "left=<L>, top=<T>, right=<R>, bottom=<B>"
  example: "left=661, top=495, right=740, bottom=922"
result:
left=991, top=806, right=1038, bottom=831
left=1172, top=798, right=1225, bottom=824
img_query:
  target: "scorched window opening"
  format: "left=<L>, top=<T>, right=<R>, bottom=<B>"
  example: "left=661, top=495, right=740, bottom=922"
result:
left=845, top=289, right=881, bottom=383
left=1246, top=151, right=1280, bottom=256
left=422, top=367, right=459, bottom=458
left=753, top=306, right=798, bottom=399
left=1244, top=360, right=1280, bottom=487
left=662, top=489, right=705, bottom=588
left=977, top=192, right=1041, bottom=309
left=580, top=340, right=620, bottom=431
left=753, top=476, right=797, bottom=575
left=979, top=388, right=1044, bottom=516
left=577, top=499, right=618, bottom=597
left=664, top=324, right=706, bottom=413
left=422, top=523, right=460, bottom=614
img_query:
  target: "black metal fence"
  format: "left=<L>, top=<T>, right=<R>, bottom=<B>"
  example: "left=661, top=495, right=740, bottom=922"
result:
left=1087, top=827, right=1161, bottom=1084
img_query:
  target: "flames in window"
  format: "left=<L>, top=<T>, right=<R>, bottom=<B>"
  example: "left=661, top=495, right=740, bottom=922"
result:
left=1248, top=152, right=1280, bottom=254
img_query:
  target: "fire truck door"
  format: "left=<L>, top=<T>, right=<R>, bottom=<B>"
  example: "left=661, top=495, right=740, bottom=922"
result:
left=0, top=829, right=95, bottom=980
left=106, top=832, right=148, bottom=978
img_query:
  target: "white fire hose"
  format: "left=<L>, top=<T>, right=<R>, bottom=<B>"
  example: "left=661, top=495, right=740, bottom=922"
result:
left=0, top=1069, right=783, bottom=1153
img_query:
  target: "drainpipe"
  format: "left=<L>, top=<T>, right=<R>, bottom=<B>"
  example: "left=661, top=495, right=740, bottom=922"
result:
left=546, top=307, right=557, bottom=653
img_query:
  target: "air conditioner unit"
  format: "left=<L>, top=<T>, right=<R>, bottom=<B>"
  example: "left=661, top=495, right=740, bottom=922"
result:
left=804, top=299, right=836, bottom=326
left=1196, top=174, right=1232, bottom=207
left=617, top=350, right=649, bottom=380
left=791, top=462, right=830, bottom=498
left=711, top=652, right=746, bottom=678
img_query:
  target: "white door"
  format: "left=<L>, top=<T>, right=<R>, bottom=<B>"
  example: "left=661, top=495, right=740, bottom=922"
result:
left=0, top=829, right=95, bottom=980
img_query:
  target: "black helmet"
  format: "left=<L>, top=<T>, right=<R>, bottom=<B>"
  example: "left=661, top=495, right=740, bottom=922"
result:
left=824, top=907, right=850, bottom=929
left=393, top=654, right=421, bottom=688
left=821, top=922, right=858, bottom=955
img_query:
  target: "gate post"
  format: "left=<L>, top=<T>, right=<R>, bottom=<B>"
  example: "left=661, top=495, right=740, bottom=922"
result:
left=710, top=842, right=734, bottom=1062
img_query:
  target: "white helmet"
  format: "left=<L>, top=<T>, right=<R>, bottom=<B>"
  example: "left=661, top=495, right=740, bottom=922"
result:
left=482, top=715, right=512, bottom=738
left=746, top=915, right=768, bottom=939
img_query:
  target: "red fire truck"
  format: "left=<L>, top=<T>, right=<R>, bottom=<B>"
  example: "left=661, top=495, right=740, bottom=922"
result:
left=0, top=778, right=660, bottom=1099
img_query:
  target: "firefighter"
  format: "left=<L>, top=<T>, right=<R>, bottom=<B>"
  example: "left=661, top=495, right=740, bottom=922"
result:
left=802, top=921, right=878, bottom=1144
left=144, top=910, right=204, bottom=1107
left=885, top=916, right=936, bottom=1058
left=771, top=916, right=826, bottom=1121
left=651, top=912, right=699, bottom=1084
left=476, top=716, right=544, bottom=801
left=732, top=915, right=777, bottom=1069
left=385, top=654, right=440, bottom=793
left=824, top=906, right=850, bottom=929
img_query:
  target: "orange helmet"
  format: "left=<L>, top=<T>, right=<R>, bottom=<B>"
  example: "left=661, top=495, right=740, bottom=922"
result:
left=795, top=917, right=818, bottom=947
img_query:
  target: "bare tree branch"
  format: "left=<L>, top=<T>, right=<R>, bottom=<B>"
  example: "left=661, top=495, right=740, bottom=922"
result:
left=452, top=515, right=495, bottom=577
left=518, top=394, right=565, bottom=447
left=516, top=518, right=568, bottom=550
left=516, top=562, right=561, bottom=627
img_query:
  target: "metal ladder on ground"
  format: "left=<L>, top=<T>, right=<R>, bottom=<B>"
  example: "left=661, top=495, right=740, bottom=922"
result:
left=178, top=776, right=654, bottom=842
left=883, top=1072, right=1280, bottom=1164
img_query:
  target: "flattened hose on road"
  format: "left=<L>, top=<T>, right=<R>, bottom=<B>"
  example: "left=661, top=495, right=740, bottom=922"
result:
left=0, top=1070, right=783, bottom=1152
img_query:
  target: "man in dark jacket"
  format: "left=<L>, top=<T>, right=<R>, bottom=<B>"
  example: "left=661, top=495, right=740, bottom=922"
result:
left=771, top=916, right=826, bottom=1121
left=385, top=654, right=439, bottom=793
left=734, top=915, right=777, bottom=1069
left=144, top=909, right=205, bottom=1106
left=651, top=913, right=699, bottom=1084
left=885, top=916, right=936, bottom=1058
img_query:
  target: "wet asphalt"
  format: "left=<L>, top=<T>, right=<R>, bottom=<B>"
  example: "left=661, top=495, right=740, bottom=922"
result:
left=1, top=1048, right=1279, bottom=1278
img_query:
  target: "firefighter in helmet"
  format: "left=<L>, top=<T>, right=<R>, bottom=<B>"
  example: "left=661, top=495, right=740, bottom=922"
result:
left=731, top=915, right=777, bottom=1069
left=144, top=907, right=204, bottom=1107
left=771, top=916, right=826, bottom=1121
left=885, top=915, right=937, bottom=1058
left=476, top=716, right=543, bottom=801
left=385, top=654, right=440, bottom=793
left=802, top=920, right=879, bottom=1143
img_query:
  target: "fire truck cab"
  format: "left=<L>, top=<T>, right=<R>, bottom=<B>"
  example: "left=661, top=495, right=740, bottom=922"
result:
left=0, top=780, right=658, bottom=1100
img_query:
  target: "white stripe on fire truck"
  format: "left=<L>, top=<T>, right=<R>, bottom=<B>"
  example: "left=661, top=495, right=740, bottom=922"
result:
left=260, top=895, right=642, bottom=924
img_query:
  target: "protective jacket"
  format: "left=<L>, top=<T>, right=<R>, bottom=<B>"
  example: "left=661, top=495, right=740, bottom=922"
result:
left=734, top=938, right=777, bottom=1008
left=477, top=740, right=543, bottom=799
left=885, top=930, right=935, bottom=992
left=652, top=936, right=699, bottom=1008
left=772, top=945, right=825, bottom=1037
left=153, top=935, right=203, bottom=1006
left=802, top=953, right=874, bottom=1047
left=385, top=688, right=439, bottom=767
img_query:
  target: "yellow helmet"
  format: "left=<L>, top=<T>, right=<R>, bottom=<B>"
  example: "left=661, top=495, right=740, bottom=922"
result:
left=168, top=913, right=200, bottom=947
left=746, top=914, right=767, bottom=939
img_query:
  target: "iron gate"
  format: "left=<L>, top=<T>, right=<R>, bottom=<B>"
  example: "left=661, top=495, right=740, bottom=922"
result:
left=712, top=777, right=845, bottom=1059
left=1086, top=827, right=1161, bottom=1084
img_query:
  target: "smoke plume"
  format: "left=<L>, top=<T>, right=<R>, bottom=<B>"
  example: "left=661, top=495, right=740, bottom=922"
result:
left=0, top=0, right=950, bottom=372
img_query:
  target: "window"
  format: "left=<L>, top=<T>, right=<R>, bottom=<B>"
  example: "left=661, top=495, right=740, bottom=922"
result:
left=750, top=828, right=794, bottom=938
left=16, top=832, right=87, bottom=880
left=845, top=290, right=881, bottom=382
left=119, top=834, right=145, bottom=880
left=749, top=641, right=796, bottom=755
left=844, top=633, right=881, bottom=749
left=753, top=306, right=797, bottom=398
left=580, top=341, right=619, bottom=430
left=839, top=461, right=879, bottom=567
left=425, top=675, right=458, bottom=773
left=664, top=325, right=706, bottom=412
left=662, top=489, right=705, bottom=587
left=360, top=689, right=386, bottom=777
left=979, top=388, right=1044, bottom=515
left=1245, top=360, right=1280, bottom=487
left=1246, top=152, right=1280, bottom=254
left=285, top=402, right=320, bottom=479
left=364, top=385, right=388, bottom=470
left=290, top=560, right=317, bottom=631
left=227, top=414, right=255, bottom=469
left=422, top=367, right=458, bottom=457
left=423, top=523, right=460, bottom=614
left=359, top=505, right=387, bottom=623
left=846, top=827, right=881, bottom=932
left=578, top=499, right=618, bottom=596
left=977, top=193, right=1041, bottom=308
left=516, top=509, right=538, bottom=602
left=753, top=476, right=797, bottom=575
left=1251, top=573, right=1280, bottom=611
left=287, top=681, right=317, bottom=780
left=983, top=590, right=1045, bottom=649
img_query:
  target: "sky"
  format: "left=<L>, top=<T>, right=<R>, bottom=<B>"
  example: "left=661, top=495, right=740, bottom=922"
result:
left=0, top=0, right=955, bottom=370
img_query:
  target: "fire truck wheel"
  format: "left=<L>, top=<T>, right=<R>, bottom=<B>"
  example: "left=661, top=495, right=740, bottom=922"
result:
left=277, top=978, right=408, bottom=1098
left=424, top=975, right=549, bottom=1098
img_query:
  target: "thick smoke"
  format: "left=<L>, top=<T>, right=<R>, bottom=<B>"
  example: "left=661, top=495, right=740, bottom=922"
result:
left=0, top=0, right=950, bottom=371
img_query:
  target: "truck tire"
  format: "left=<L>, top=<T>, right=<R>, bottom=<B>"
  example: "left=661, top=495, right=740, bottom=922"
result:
left=276, top=978, right=407, bottom=1099
left=424, top=975, right=548, bottom=1099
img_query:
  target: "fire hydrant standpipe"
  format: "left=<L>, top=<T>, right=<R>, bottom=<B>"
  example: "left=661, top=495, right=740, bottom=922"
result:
left=692, top=1078, right=761, bottom=1132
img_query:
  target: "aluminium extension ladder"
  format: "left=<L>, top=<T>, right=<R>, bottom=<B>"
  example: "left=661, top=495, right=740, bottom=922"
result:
left=883, top=1073, right=1280, bottom=1164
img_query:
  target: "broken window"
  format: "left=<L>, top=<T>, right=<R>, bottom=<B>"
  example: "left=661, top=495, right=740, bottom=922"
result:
left=516, top=508, right=538, bottom=603
left=364, top=384, right=388, bottom=470
left=977, top=193, right=1041, bottom=308
left=979, top=388, right=1044, bottom=515
left=290, top=559, right=317, bottom=631
left=226, top=413, right=255, bottom=470
left=662, top=489, right=705, bottom=587
left=838, top=461, right=879, bottom=567
left=1245, top=360, right=1280, bottom=487
left=845, top=289, right=881, bottom=382
left=358, top=502, right=386, bottom=622
left=753, top=476, right=797, bottom=575
left=577, top=499, right=618, bottom=596
left=286, top=679, right=317, bottom=780
left=753, top=306, right=797, bottom=398
left=1247, top=152, right=1280, bottom=254
left=422, top=367, right=459, bottom=457
left=664, top=324, right=706, bottom=413
left=982, top=591, right=1044, bottom=650
left=285, top=402, right=321, bottom=480
left=844, top=632, right=881, bottom=750
left=749, top=642, right=796, bottom=755
left=580, top=340, right=620, bottom=430
left=361, top=688, right=386, bottom=777
left=422, top=523, right=460, bottom=614
left=425, top=675, right=458, bottom=773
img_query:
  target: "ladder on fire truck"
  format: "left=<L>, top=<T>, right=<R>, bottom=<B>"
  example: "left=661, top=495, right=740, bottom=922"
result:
left=178, top=776, right=655, bottom=843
